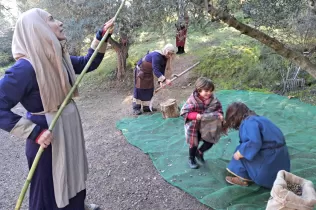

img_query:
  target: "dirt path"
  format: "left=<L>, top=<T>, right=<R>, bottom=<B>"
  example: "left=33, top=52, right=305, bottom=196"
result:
left=0, top=54, right=211, bottom=210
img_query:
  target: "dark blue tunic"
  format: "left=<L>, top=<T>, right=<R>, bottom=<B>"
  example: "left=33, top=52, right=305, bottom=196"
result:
left=133, top=51, right=167, bottom=102
left=0, top=48, right=104, bottom=209
left=227, top=115, right=291, bottom=188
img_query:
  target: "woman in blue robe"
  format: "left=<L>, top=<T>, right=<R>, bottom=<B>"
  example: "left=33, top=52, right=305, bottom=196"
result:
left=0, top=8, right=114, bottom=210
left=224, top=102, right=290, bottom=188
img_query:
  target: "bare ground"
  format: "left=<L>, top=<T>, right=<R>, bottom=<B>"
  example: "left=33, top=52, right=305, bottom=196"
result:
left=0, top=54, right=211, bottom=210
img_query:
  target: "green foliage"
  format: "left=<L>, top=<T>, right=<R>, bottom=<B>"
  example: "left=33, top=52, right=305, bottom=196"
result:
left=286, top=84, right=316, bottom=105
left=189, top=26, right=288, bottom=92
left=243, top=0, right=301, bottom=28
left=215, top=0, right=242, bottom=12
left=193, top=45, right=257, bottom=89
left=79, top=22, right=316, bottom=105
left=126, top=30, right=174, bottom=69
left=19, top=0, right=180, bottom=55
left=8, top=0, right=314, bottom=104
left=233, top=11, right=252, bottom=25
left=0, top=52, right=14, bottom=67
left=80, top=49, right=117, bottom=89
left=0, top=3, right=15, bottom=66
left=239, top=0, right=316, bottom=51
left=0, top=63, right=12, bottom=74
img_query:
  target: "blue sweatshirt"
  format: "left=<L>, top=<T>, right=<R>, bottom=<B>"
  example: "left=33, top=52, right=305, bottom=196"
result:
left=0, top=48, right=104, bottom=141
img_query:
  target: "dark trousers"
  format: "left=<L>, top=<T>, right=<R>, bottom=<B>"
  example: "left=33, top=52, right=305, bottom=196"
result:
left=26, top=139, right=86, bottom=210
left=189, top=140, right=213, bottom=159
left=177, top=46, right=185, bottom=54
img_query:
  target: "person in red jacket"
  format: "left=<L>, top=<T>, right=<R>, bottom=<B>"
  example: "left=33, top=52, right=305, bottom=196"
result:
left=176, top=23, right=187, bottom=54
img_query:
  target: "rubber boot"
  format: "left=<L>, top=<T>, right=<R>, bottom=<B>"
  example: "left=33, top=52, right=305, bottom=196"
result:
left=188, top=157, right=199, bottom=169
left=132, top=102, right=142, bottom=115
left=195, top=150, right=205, bottom=164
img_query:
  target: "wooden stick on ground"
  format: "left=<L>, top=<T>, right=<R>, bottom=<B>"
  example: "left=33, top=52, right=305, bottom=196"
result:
left=155, top=61, right=200, bottom=93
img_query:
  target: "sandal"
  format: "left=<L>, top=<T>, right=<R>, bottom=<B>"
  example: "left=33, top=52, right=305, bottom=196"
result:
left=226, top=176, right=249, bottom=186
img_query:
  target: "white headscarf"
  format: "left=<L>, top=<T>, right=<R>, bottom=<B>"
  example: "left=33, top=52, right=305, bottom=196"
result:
left=154, top=43, right=176, bottom=77
left=12, top=8, right=78, bottom=113
left=161, top=43, right=176, bottom=55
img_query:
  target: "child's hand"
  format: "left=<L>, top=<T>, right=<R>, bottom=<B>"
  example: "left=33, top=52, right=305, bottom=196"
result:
left=222, top=127, right=228, bottom=135
left=233, top=151, right=243, bottom=160
left=218, top=113, right=224, bottom=121
left=233, top=152, right=240, bottom=160
left=196, top=114, right=202, bottom=120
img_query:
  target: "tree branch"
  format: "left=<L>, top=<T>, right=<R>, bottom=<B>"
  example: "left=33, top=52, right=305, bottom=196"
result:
left=0, top=4, right=10, bottom=11
left=207, top=2, right=316, bottom=79
left=108, top=36, right=121, bottom=51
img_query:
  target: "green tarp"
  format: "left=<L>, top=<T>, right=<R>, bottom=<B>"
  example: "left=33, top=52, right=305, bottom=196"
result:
left=116, top=90, right=316, bottom=210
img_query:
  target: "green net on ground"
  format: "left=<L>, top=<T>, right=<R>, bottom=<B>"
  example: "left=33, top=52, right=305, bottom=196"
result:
left=116, top=90, right=316, bottom=210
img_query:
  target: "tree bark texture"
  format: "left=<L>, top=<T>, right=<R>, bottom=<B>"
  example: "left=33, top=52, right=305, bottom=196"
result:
left=109, top=36, right=129, bottom=80
left=160, top=99, right=180, bottom=119
left=207, top=3, right=316, bottom=79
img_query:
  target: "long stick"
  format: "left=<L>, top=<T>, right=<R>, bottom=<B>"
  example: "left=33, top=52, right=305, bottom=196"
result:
left=14, top=1, right=126, bottom=209
left=154, top=61, right=200, bottom=93
left=149, top=61, right=200, bottom=112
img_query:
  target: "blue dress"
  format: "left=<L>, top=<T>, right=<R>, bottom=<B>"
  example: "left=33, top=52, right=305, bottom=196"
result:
left=0, top=48, right=104, bottom=209
left=227, top=115, right=290, bottom=188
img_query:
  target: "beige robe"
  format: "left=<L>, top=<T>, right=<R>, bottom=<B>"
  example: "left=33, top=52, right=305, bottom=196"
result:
left=45, top=101, right=88, bottom=208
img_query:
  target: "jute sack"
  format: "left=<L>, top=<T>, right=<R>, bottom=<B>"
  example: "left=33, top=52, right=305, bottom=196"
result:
left=266, top=170, right=316, bottom=210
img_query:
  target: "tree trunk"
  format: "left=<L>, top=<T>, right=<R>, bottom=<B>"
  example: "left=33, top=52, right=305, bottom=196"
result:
left=207, top=3, right=316, bottom=79
left=116, top=44, right=129, bottom=79
left=109, top=36, right=129, bottom=80
left=160, top=99, right=180, bottom=119
left=178, top=0, right=184, bottom=23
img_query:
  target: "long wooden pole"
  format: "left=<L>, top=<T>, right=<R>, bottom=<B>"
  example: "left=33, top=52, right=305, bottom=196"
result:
left=149, top=62, right=200, bottom=112
left=154, top=61, right=200, bottom=93
left=14, top=1, right=126, bottom=209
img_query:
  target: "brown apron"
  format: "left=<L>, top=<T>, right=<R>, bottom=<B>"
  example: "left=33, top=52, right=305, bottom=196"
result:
left=135, top=57, right=154, bottom=89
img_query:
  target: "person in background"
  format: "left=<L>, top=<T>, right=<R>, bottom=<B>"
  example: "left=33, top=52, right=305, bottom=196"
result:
left=175, top=23, right=187, bottom=54
left=180, top=77, right=224, bottom=169
left=132, top=44, right=176, bottom=115
left=0, top=8, right=114, bottom=210
left=224, top=102, right=290, bottom=188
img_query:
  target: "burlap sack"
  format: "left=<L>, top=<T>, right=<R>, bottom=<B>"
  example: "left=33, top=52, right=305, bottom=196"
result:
left=266, top=170, right=316, bottom=210
left=200, top=119, right=222, bottom=144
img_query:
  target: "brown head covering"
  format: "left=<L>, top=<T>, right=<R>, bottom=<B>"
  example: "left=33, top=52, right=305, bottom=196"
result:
left=12, top=8, right=78, bottom=113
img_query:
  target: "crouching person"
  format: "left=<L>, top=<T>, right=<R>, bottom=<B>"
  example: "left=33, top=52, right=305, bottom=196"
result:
left=224, top=102, right=291, bottom=188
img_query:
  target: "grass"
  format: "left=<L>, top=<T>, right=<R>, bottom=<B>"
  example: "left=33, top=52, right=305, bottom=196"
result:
left=80, top=48, right=117, bottom=90
left=0, top=22, right=314, bottom=103
left=72, top=23, right=316, bottom=103
left=287, top=84, right=316, bottom=105
left=80, top=30, right=175, bottom=90
left=82, top=24, right=278, bottom=86
left=0, top=63, right=13, bottom=76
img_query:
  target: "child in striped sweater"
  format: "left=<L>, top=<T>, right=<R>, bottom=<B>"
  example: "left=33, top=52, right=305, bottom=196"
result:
left=180, top=77, right=224, bottom=169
